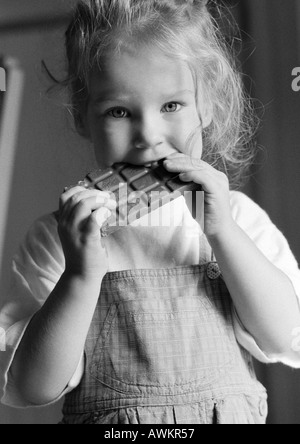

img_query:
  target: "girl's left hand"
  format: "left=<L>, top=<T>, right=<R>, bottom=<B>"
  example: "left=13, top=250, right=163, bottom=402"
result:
left=164, top=153, right=234, bottom=240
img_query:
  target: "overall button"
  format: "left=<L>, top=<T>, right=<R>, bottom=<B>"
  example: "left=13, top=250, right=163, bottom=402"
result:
left=259, top=398, right=268, bottom=417
left=207, top=262, right=222, bottom=280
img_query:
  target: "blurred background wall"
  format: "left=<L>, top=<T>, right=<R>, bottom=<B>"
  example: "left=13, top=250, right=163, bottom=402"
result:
left=232, top=0, right=300, bottom=424
left=0, top=0, right=300, bottom=424
left=0, top=0, right=96, bottom=424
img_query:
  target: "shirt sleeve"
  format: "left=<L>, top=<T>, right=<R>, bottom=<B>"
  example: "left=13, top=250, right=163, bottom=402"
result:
left=230, top=191, right=300, bottom=367
left=0, top=214, right=84, bottom=408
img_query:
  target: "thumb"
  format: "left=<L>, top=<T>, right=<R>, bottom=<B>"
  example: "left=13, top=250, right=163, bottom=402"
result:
left=85, top=207, right=112, bottom=237
left=94, top=207, right=112, bottom=227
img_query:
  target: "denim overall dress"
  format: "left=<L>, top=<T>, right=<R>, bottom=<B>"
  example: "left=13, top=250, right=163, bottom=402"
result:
left=61, top=233, right=268, bottom=424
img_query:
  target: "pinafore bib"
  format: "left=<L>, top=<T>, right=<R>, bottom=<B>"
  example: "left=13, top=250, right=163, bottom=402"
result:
left=61, top=234, right=267, bottom=424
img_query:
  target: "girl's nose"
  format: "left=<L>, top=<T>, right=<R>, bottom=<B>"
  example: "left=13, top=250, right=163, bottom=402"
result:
left=134, top=114, right=164, bottom=150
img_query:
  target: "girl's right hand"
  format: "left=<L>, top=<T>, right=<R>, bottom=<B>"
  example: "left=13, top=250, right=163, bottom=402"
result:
left=58, top=186, right=117, bottom=280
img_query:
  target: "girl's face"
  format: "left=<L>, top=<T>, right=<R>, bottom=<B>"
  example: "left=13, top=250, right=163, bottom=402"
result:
left=84, top=46, right=209, bottom=168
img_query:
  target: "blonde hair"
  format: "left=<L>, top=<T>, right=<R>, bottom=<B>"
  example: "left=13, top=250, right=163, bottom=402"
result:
left=58, top=0, right=257, bottom=188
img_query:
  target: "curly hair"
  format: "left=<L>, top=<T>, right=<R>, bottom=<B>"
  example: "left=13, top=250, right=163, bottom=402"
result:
left=52, top=0, right=258, bottom=188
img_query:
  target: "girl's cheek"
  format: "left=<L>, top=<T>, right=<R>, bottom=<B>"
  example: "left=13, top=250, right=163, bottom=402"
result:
left=170, top=120, right=203, bottom=157
left=96, top=126, right=132, bottom=164
left=107, top=125, right=132, bottom=152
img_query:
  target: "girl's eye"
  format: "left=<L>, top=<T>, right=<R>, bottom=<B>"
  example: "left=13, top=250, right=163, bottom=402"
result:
left=162, top=102, right=181, bottom=113
left=107, top=108, right=129, bottom=119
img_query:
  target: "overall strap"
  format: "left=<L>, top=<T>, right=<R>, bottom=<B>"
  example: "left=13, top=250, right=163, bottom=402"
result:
left=198, top=233, right=216, bottom=265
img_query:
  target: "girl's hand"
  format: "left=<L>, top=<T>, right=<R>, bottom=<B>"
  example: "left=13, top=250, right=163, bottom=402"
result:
left=164, top=153, right=234, bottom=240
left=58, top=186, right=117, bottom=279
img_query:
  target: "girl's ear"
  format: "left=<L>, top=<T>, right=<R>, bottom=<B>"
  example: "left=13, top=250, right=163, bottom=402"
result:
left=199, top=99, right=213, bottom=130
left=196, top=81, right=213, bottom=129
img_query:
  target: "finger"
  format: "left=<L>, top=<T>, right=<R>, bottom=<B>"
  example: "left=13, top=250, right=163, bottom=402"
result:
left=60, top=186, right=87, bottom=212
left=93, top=207, right=112, bottom=228
left=64, top=178, right=91, bottom=192
left=66, top=195, right=117, bottom=227
left=84, top=207, right=112, bottom=237
left=178, top=170, right=220, bottom=192
left=60, top=185, right=89, bottom=202
left=164, top=156, right=207, bottom=173
left=68, top=190, right=116, bottom=209
left=165, top=152, right=187, bottom=160
left=60, top=189, right=114, bottom=217
left=61, top=187, right=112, bottom=206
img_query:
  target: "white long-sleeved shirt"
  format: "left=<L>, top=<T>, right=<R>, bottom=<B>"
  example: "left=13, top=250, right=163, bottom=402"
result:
left=1, top=190, right=300, bottom=408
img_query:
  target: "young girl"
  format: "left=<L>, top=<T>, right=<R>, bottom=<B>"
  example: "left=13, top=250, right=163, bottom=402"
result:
left=1, top=0, right=300, bottom=425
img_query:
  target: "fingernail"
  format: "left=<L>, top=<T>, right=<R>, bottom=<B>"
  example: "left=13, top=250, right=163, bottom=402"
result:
left=106, top=199, right=117, bottom=210
left=96, top=194, right=115, bottom=204
left=95, top=208, right=112, bottom=227
left=99, top=192, right=112, bottom=198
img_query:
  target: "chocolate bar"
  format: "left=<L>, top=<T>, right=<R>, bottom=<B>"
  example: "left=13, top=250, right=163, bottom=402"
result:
left=66, top=158, right=203, bottom=237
